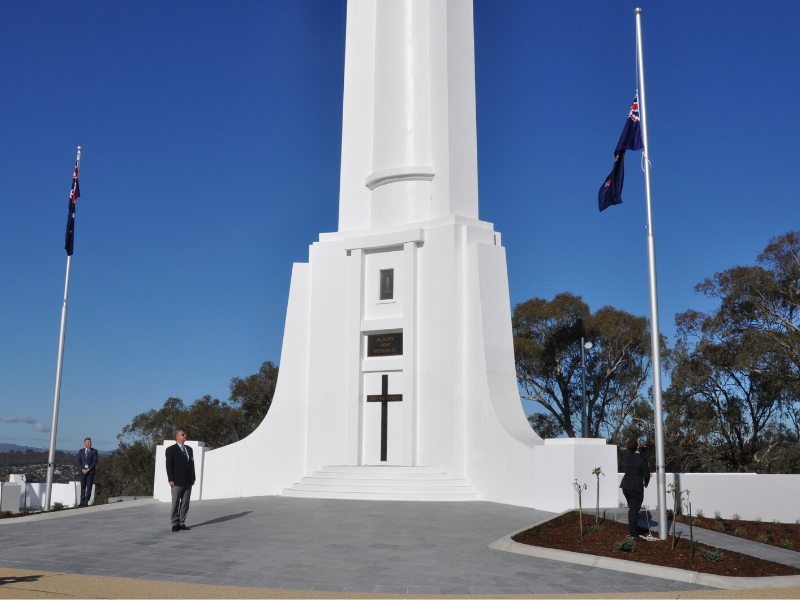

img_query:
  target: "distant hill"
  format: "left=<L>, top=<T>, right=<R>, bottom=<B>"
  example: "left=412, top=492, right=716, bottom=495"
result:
left=0, top=443, right=46, bottom=453
left=0, top=443, right=112, bottom=454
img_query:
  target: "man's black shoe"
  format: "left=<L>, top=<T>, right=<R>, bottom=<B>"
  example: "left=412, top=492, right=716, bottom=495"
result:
left=172, top=526, right=180, bottom=532
left=179, top=525, right=191, bottom=531
left=638, top=527, right=650, bottom=535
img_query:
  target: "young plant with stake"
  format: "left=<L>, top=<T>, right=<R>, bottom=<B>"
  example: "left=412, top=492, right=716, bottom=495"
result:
left=573, top=479, right=588, bottom=539
left=667, top=482, right=689, bottom=549
left=591, top=467, right=604, bottom=524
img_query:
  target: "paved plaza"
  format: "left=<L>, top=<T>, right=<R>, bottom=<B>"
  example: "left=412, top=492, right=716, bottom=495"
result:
left=0, top=497, right=716, bottom=595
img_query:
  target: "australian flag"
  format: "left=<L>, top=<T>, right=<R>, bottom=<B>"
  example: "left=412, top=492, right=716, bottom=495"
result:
left=65, top=159, right=80, bottom=255
left=598, top=94, right=644, bottom=212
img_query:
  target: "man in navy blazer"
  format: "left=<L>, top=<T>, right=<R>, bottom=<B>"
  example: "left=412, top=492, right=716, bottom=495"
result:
left=165, top=430, right=196, bottom=532
left=77, top=437, right=98, bottom=506
left=619, top=437, right=651, bottom=539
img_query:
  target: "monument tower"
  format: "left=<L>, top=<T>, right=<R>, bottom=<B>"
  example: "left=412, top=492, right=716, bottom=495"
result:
left=155, top=0, right=617, bottom=510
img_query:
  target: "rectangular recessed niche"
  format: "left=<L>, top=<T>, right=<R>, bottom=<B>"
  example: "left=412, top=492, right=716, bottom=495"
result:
left=380, top=269, right=394, bottom=300
left=367, top=333, right=403, bottom=357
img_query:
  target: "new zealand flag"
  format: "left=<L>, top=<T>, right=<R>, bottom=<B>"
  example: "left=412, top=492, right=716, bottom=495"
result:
left=598, top=94, right=644, bottom=212
left=65, top=159, right=80, bottom=256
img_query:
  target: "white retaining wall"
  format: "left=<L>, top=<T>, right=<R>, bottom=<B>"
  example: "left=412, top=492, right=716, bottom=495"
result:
left=7, top=475, right=94, bottom=510
left=617, top=472, right=800, bottom=523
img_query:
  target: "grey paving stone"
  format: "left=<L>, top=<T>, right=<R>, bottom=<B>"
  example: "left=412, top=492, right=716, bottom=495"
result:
left=499, top=586, right=535, bottom=594
left=311, top=583, right=347, bottom=592
left=408, top=585, right=440, bottom=594
left=0, top=496, right=722, bottom=593
left=469, top=586, right=505, bottom=594
left=439, top=587, right=473, bottom=595
left=376, top=585, right=409, bottom=593
left=343, top=584, right=378, bottom=593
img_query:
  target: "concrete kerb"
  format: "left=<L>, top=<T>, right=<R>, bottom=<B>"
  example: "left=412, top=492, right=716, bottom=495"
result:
left=0, top=498, right=160, bottom=526
left=488, top=513, right=800, bottom=590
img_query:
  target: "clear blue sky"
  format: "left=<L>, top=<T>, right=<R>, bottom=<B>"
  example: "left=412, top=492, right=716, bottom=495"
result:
left=1, top=1, right=798, bottom=451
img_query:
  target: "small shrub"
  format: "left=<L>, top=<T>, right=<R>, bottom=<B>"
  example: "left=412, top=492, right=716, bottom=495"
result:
left=701, top=548, right=725, bottom=563
left=795, top=518, right=800, bottom=526
left=756, top=533, right=770, bottom=544
left=732, top=513, right=740, bottom=521
left=695, top=509, right=704, bottom=518
left=0, top=510, right=12, bottom=518
left=585, top=524, right=603, bottom=533
left=614, top=538, right=636, bottom=553
left=693, top=517, right=701, bottom=526
left=52, top=502, right=64, bottom=511
left=781, top=539, right=793, bottom=549
left=715, top=520, right=725, bottom=532
left=735, top=528, right=747, bottom=538
left=755, top=515, right=762, bottom=524
left=773, top=519, right=781, bottom=525
left=714, top=510, right=722, bottom=519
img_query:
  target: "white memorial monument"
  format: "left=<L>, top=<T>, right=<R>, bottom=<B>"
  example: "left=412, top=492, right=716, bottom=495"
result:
left=155, top=0, right=617, bottom=510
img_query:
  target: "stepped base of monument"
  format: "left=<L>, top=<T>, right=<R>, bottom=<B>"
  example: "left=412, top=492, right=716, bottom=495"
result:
left=282, top=465, right=479, bottom=501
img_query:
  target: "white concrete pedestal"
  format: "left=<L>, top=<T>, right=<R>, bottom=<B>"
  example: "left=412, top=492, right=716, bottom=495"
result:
left=1, top=484, right=22, bottom=512
left=533, top=438, right=618, bottom=513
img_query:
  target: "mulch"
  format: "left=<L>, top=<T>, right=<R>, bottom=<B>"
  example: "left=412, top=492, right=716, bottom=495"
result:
left=512, top=510, right=799, bottom=577
left=676, top=511, right=800, bottom=553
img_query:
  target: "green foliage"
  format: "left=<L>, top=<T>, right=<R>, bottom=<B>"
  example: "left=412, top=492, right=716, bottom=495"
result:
left=695, top=509, right=704, bottom=518
left=714, top=510, right=721, bottom=519
left=755, top=515, right=762, bottom=524
left=228, top=361, right=279, bottom=436
left=735, top=528, right=747, bottom=538
left=715, top=520, right=725, bottom=532
left=781, top=539, right=793, bottom=549
left=664, top=231, right=800, bottom=474
left=701, top=548, right=725, bottom=563
left=527, top=413, right=564, bottom=439
left=93, top=440, right=156, bottom=505
left=513, top=293, right=659, bottom=441
left=585, top=524, right=603, bottom=532
left=756, top=533, right=770, bottom=544
left=52, top=502, right=64, bottom=511
left=732, top=513, right=740, bottom=521
left=773, top=519, right=781, bottom=525
left=0, top=510, right=12, bottom=518
left=613, top=538, right=636, bottom=553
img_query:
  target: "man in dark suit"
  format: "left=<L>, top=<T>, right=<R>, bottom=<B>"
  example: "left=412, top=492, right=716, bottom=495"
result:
left=165, top=429, right=195, bottom=532
left=619, top=437, right=651, bottom=539
left=77, top=437, right=98, bottom=506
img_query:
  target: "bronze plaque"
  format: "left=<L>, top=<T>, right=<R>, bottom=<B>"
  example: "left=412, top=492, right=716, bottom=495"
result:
left=367, top=333, right=403, bottom=357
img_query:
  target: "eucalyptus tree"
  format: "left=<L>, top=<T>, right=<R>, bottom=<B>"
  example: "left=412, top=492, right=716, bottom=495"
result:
left=513, top=293, right=658, bottom=441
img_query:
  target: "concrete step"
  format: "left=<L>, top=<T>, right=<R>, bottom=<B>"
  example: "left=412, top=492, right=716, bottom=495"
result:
left=291, top=482, right=475, bottom=494
left=307, top=471, right=455, bottom=481
left=282, top=465, right=478, bottom=501
left=317, top=465, right=445, bottom=474
left=282, top=488, right=480, bottom=501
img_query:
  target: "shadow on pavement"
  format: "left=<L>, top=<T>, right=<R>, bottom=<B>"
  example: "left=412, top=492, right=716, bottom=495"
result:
left=191, top=511, right=252, bottom=528
left=0, top=575, right=43, bottom=586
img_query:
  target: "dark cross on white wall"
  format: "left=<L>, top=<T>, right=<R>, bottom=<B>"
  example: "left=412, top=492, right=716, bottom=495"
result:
left=366, top=374, right=403, bottom=462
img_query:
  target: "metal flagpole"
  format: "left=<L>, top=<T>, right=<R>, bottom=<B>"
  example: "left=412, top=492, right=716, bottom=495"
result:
left=634, top=8, right=668, bottom=539
left=44, top=146, right=81, bottom=512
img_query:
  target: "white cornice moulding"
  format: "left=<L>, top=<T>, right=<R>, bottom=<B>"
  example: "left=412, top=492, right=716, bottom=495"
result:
left=365, top=166, right=435, bottom=190
left=343, top=228, right=424, bottom=252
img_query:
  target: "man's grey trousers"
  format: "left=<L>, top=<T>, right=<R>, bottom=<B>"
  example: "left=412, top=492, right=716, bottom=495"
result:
left=170, top=485, right=192, bottom=526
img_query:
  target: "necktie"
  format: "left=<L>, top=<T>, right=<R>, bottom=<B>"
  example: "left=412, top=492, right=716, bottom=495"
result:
left=182, top=445, right=188, bottom=460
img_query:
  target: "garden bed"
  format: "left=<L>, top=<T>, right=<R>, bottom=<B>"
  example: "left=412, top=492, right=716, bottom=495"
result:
left=512, top=511, right=798, bottom=577
left=675, top=511, right=800, bottom=552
